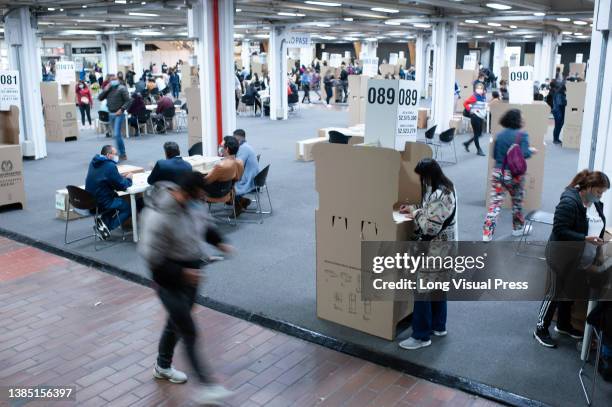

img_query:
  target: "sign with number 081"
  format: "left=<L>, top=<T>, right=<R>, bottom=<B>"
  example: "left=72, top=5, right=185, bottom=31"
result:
left=508, top=66, right=534, bottom=105
left=0, top=71, right=20, bottom=112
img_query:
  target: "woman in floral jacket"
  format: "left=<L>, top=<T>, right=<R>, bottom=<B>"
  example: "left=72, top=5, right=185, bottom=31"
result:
left=398, top=158, right=457, bottom=350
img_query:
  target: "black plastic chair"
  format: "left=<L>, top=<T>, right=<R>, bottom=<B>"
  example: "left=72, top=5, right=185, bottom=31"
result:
left=205, top=180, right=237, bottom=226
left=424, top=125, right=437, bottom=143
left=436, top=128, right=457, bottom=165
left=98, top=111, right=111, bottom=137
left=136, top=110, right=151, bottom=135
left=63, top=186, right=125, bottom=250
left=329, top=130, right=350, bottom=144
left=173, top=99, right=182, bottom=106
left=162, top=107, right=176, bottom=133
left=189, top=142, right=203, bottom=156
left=243, top=164, right=272, bottom=224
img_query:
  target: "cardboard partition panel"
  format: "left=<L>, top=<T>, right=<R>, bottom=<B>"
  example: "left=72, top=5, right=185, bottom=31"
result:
left=566, top=81, right=587, bottom=111
left=0, top=106, right=20, bottom=145
left=312, top=142, right=432, bottom=339
left=186, top=87, right=202, bottom=148
left=561, top=123, right=582, bottom=149
left=0, top=144, right=25, bottom=209
left=417, top=108, right=428, bottom=129
left=569, top=62, right=586, bottom=79
left=486, top=103, right=549, bottom=212
left=379, top=64, right=395, bottom=77
left=44, top=104, right=79, bottom=142
left=297, top=134, right=365, bottom=162
left=455, top=69, right=478, bottom=112
left=500, top=66, right=509, bottom=83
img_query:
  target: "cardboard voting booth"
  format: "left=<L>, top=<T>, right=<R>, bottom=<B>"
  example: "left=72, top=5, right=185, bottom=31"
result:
left=186, top=86, right=202, bottom=149
left=347, top=75, right=368, bottom=126
left=181, top=63, right=199, bottom=90
left=569, top=62, right=586, bottom=80
left=0, top=107, right=25, bottom=209
left=40, top=81, right=78, bottom=142
left=562, top=81, right=587, bottom=149
left=486, top=103, right=548, bottom=212
left=455, top=69, right=478, bottom=113
left=297, top=127, right=365, bottom=162
left=313, top=142, right=432, bottom=339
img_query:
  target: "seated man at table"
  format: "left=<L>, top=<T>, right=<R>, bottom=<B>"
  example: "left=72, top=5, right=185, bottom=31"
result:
left=151, top=94, right=175, bottom=132
left=204, top=136, right=244, bottom=204
left=148, top=141, right=192, bottom=185
left=233, top=129, right=260, bottom=212
left=85, top=145, right=133, bottom=240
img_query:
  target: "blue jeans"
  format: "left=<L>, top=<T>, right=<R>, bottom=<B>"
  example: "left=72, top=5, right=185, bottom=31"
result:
left=102, top=198, right=131, bottom=230
left=108, top=112, right=126, bottom=156
left=171, top=84, right=180, bottom=99
left=411, top=300, right=447, bottom=341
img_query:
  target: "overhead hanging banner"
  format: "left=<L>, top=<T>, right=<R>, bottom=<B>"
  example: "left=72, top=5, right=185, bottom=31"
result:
left=508, top=66, right=534, bottom=105
left=286, top=33, right=312, bottom=49
left=55, top=60, right=75, bottom=85
left=0, top=71, right=20, bottom=111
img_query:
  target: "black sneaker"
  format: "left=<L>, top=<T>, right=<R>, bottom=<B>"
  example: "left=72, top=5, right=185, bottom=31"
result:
left=534, top=328, right=557, bottom=348
left=476, top=149, right=486, bottom=156
left=553, top=140, right=562, bottom=145
left=463, top=142, right=470, bottom=152
left=95, top=217, right=111, bottom=240
left=554, top=325, right=583, bottom=339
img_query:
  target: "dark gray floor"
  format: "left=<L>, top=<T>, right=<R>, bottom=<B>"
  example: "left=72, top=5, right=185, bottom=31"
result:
left=1, top=102, right=610, bottom=406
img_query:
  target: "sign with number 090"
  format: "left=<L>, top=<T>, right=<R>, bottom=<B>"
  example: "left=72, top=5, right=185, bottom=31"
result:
left=508, top=66, right=534, bottom=105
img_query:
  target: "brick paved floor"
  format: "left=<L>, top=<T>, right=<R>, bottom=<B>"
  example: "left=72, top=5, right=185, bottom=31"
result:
left=0, top=237, right=501, bottom=406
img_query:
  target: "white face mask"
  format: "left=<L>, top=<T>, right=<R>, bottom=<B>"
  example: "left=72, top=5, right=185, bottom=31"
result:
left=111, top=155, right=119, bottom=163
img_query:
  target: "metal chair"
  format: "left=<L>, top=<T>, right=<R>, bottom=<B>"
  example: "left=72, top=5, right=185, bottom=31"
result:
left=579, top=304, right=608, bottom=405
left=189, top=142, right=203, bottom=156
left=205, top=180, right=237, bottom=226
left=162, top=107, right=176, bottom=133
left=63, top=186, right=125, bottom=250
left=242, top=165, right=272, bottom=224
left=424, top=125, right=437, bottom=145
left=175, top=106, right=188, bottom=131
left=435, top=128, right=457, bottom=165
left=514, top=210, right=554, bottom=260
left=329, top=130, right=350, bottom=144
left=136, top=110, right=151, bottom=136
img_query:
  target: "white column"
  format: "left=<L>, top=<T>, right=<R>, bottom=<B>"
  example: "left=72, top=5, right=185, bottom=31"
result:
left=241, top=40, right=251, bottom=72
left=492, top=38, right=507, bottom=81
left=360, top=40, right=378, bottom=59
left=430, top=22, right=457, bottom=131
left=188, top=0, right=236, bottom=155
left=415, top=33, right=427, bottom=97
left=534, top=32, right=560, bottom=83
left=269, top=26, right=288, bottom=121
left=4, top=8, right=47, bottom=159
left=577, top=0, right=612, bottom=220
left=131, top=39, right=145, bottom=79
left=100, top=35, right=118, bottom=75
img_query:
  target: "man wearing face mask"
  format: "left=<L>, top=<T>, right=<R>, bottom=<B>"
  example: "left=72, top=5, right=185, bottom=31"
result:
left=85, top=145, right=133, bottom=240
left=534, top=170, right=610, bottom=348
left=138, top=171, right=234, bottom=405
left=98, top=74, right=132, bottom=161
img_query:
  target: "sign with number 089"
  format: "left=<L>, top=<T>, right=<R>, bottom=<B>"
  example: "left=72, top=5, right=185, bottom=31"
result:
left=0, top=71, right=20, bottom=112
left=508, top=66, right=534, bottom=105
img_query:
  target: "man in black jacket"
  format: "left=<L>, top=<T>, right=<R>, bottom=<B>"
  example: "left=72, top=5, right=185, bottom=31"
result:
left=147, top=142, right=192, bottom=185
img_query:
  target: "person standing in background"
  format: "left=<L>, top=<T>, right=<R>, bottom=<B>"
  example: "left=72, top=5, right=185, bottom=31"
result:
left=169, top=68, right=181, bottom=99
left=76, top=80, right=94, bottom=129
left=462, top=82, right=487, bottom=156
left=98, top=74, right=132, bottom=161
left=340, top=63, right=349, bottom=103
left=552, top=83, right=567, bottom=145
left=323, top=71, right=334, bottom=106
left=301, top=68, right=311, bottom=104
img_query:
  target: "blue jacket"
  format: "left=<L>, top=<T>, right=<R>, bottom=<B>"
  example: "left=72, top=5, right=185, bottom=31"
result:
left=147, top=156, right=192, bottom=185
left=552, top=91, right=567, bottom=116
left=493, top=129, right=532, bottom=168
left=85, top=155, right=132, bottom=209
left=235, top=141, right=260, bottom=196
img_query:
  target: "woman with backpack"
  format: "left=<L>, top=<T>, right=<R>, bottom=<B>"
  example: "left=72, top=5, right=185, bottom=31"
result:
left=483, top=109, right=537, bottom=241
left=397, top=158, right=457, bottom=350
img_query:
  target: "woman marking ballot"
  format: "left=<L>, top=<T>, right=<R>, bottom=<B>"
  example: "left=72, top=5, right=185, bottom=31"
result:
left=397, top=159, right=457, bottom=350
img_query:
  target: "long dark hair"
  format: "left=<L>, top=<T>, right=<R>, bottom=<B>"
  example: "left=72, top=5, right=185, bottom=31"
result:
left=414, top=158, right=454, bottom=200
left=568, top=170, right=610, bottom=190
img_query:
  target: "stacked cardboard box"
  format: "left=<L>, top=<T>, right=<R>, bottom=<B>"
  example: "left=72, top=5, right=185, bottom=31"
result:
left=455, top=69, right=478, bottom=113
left=486, top=103, right=548, bottom=212
left=569, top=62, right=586, bottom=80
left=562, top=81, right=587, bottom=149
left=312, top=142, right=432, bottom=339
left=347, top=75, right=368, bottom=126
left=0, top=106, right=25, bottom=210
left=41, top=81, right=79, bottom=142
left=186, top=86, right=202, bottom=149
left=181, top=63, right=199, bottom=90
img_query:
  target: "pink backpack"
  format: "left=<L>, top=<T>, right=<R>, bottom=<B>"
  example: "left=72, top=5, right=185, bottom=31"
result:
left=503, top=133, right=527, bottom=176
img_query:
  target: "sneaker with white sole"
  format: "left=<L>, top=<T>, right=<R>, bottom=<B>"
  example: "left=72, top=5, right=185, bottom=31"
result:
left=153, top=364, right=188, bottom=384
left=512, top=224, right=533, bottom=237
left=95, top=217, right=111, bottom=240
left=533, top=328, right=557, bottom=348
left=554, top=325, right=583, bottom=339
left=433, top=330, right=447, bottom=337
left=194, top=384, right=234, bottom=405
left=399, top=337, right=431, bottom=350
left=482, top=234, right=493, bottom=242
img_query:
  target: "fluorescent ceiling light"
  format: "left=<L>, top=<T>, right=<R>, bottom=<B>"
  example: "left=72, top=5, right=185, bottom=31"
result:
left=82, top=5, right=87, bottom=8
left=465, top=19, right=479, bottom=24
left=385, top=21, right=400, bottom=26
left=573, top=20, right=587, bottom=25
left=129, top=12, right=159, bottom=17
left=141, top=1, right=146, bottom=4
left=365, top=37, right=378, bottom=41
left=63, top=29, right=101, bottom=35
left=562, top=31, right=572, bottom=35
left=523, top=35, right=534, bottom=38
left=315, top=23, right=331, bottom=27
left=474, top=35, right=485, bottom=39
left=236, top=9, right=242, bottom=12
left=48, top=7, right=56, bottom=11
left=487, top=30, right=494, bottom=34
left=320, top=36, right=336, bottom=40
left=255, top=34, right=270, bottom=38
left=486, top=3, right=511, bottom=10
left=487, top=22, right=501, bottom=27
left=557, top=17, right=571, bottom=22
left=344, top=17, right=353, bottom=21
left=371, top=7, right=399, bottom=13
left=413, top=23, right=430, bottom=28
left=573, top=32, right=583, bottom=36
left=305, top=1, right=341, bottom=6
left=533, top=12, right=545, bottom=17
left=60, top=8, right=64, bottom=11
left=38, top=22, right=55, bottom=25
left=278, top=12, right=305, bottom=17
left=509, top=25, right=517, bottom=28
left=115, top=0, right=126, bottom=3
left=136, top=31, right=163, bottom=36
left=234, top=33, right=244, bottom=38
left=376, top=36, right=386, bottom=39
left=344, top=37, right=358, bottom=41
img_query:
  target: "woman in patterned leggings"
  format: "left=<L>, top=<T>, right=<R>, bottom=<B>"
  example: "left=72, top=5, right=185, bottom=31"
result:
left=483, top=109, right=537, bottom=241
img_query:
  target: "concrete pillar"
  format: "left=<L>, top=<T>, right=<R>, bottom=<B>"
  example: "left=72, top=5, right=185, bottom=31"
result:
left=241, top=40, right=251, bottom=72
left=269, top=26, right=288, bottom=120
left=415, top=33, right=427, bottom=97
left=132, top=39, right=145, bottom=79
left=577, top=0, right=612, bottom=220
left=492, top=38, right=507, bottom=82
left=188, top=0, right=236, bottom=155
left=360, top=40, right=378, bottom=59
left=534, top=32, right=561, bottom=83
left=100, top=34, right=118, bottom=76
left=4, top=7, right=47, bottom=159
left=430, top=22, right=457, bottom=131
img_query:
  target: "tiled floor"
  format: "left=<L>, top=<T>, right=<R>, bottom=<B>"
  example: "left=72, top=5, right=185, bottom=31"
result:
left=0, top=236, right=500, bottom=406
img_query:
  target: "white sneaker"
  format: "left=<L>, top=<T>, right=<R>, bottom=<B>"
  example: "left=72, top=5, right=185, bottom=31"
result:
left=433, top=330, right=447, bottom=337
left=482, top=234, right=493, bottom=242
left=512, top=224, right=533, bottom=237
left=399, top=337, right=431, bottom=350
left=194, top=384, right=234, bottom=405
left=153, top=364, right=188, bottom=384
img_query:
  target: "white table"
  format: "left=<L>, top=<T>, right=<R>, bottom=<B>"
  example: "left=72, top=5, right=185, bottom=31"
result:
left=119, top=172, right=150, bottom=243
